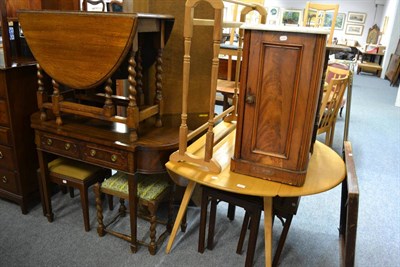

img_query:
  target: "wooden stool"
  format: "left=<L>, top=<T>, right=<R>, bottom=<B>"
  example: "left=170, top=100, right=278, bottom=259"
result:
left=357, top=62, right=382, bottom=76
left=199, top=186, right=300, bottom=267
left=94, top=172, right=184, bottom=255
left=39, top=157, right=110, bottom=232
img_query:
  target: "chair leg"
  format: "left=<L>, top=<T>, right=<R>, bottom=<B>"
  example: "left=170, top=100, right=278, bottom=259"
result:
left=207, top=198, right=218, bottom=250
left=329, top=124, right=336, bottom=147
left=79, top=187, right=91, bottom=232
left=237, top=211, right=250, bottom=254
left=198, top=188, right=209, bottom=253
left=167, top=186, right=174, bottom=233
left=119, top=198, right=126, bottom=217
left=244, top=209, right=261, bottom=267
left=272, top=215, right=294, bottom=267
left=107, top=194, right=114, bottom=210
left=69, top=187, right=75, bottom=198
left=181, top=210, right=187, bottom=232
left=148, top=203, right=157, bottom=255
left=227, top=203, right=236, bottom=221
left=94, top=183, right=105, bottom=237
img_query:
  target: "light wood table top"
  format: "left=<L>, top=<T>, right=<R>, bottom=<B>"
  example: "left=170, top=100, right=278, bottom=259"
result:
left=165, top=122, right=346, bottom=266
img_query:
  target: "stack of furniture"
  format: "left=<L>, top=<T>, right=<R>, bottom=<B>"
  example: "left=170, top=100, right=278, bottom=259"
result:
left=19, top=10, right=189, bottom=253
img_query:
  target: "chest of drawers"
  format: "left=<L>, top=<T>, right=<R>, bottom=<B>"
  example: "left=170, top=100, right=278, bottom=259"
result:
left=0, top=64, right=39, bottom=213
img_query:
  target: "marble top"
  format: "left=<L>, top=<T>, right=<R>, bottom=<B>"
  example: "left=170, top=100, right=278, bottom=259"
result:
left=240, top=24, right=329, bottom=35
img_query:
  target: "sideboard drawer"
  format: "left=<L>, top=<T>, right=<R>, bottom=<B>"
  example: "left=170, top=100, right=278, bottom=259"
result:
left=0, top=144, right=16, bottom=171
left=0, top=100, right=9, bottom=126
left=0, top=169, right=18, bottom=194
left=82, top=143, right=129, bottom=171
left=0, top=127, right=11, bottom=146
left=39, top=134, right=79, bottom=158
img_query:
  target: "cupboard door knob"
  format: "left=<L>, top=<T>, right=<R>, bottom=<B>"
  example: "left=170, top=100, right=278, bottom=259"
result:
left=1, top=176, right=7, bottom=183
left=64, top=143, right=71, bottom=150
left=47, top=138, right=53, bottom=146
left=0, top=151, right=3, bottom=159
left=245, top=94, right=256, bottom=105
left=90, top=149, right=96, bottom=157
left=111, top=154, right=118, bottom=162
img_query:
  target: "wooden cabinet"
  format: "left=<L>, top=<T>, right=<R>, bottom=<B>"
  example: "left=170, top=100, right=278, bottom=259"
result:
left=231, top=26, right=327, bottom=186
left=0, top=64, right=39, bottom=213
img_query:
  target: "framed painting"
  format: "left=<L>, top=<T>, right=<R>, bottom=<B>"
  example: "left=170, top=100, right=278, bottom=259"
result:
left=281, top=9, right=303, bottom=26
left=324, top=12, right=346, bottom=30
left=345, top=24, right=364, bottom=35
left=267, top=7, right=280, bottom=25
left=347, top=12, right=366, bottom=24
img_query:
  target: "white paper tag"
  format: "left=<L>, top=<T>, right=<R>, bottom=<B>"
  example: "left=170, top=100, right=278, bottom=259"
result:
left=279, top=35, right=288, bottom=41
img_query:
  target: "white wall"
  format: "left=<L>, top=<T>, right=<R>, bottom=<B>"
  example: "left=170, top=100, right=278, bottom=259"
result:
left=380, top=0, right=400, bottom=79
left=264, top=0, right=386, bottom=46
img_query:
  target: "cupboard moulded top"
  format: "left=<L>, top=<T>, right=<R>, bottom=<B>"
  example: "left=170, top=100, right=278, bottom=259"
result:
left=240, top=24, right=329, bottom=35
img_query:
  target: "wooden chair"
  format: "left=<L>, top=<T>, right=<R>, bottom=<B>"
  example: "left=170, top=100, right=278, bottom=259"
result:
left=326, top=63, right=354, bottom=117
left=38, top=157, right=110, bottom=231
left=199, top=186, right=300, bottom=267
left=303, top=2, right=339, bottom=45
left=318, top=72, right=349, bottom=147
left=339, top=141, right=359, bottom=267
left=82, top=0, right=106, bottom=11
left=18, top=11, right=164, bottom=143
left=109, top=0, right=123, bottom=12
left=93, top=172, right=184, bottom=255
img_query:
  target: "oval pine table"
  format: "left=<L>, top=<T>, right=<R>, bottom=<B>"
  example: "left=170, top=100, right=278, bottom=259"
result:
left=165, top=122, right=346, bottom=267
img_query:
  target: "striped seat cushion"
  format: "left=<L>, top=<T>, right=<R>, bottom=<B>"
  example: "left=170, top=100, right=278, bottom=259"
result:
left=101, top=172, right=170, bottom=201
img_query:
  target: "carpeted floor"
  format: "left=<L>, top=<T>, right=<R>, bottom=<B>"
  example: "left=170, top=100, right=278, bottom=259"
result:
left=0, top=74, right=399, bottom=267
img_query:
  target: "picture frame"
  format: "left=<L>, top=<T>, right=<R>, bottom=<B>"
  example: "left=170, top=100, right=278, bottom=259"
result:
left=324, top=12, right=346, bottom=30
left=347, top=12, right=367, bottom=24
left=345, top=24, right=364, bottom=35
left=280, top=9, right=303, bottom=26
left=267, top=7, right=280, bottom=25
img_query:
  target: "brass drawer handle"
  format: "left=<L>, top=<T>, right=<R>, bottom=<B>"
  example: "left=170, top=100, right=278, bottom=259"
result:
left=1, top=176, right=7, bottom=183
left=111, top=154, right=118, bottom=162
left=0, top=151, right=3, bottom=159
left=47, top=138, right=53, bottom=146
left=90, top=149, right=96, bottom=157
left=65, top=143, right=71, bottom=150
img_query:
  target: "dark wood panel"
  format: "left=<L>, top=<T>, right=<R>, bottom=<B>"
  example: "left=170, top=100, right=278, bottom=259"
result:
left=232, top=29, right=326, bottom=186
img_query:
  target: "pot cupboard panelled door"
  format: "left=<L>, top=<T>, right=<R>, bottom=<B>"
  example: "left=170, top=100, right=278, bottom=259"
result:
left=232, top=29, right=326, bottom=186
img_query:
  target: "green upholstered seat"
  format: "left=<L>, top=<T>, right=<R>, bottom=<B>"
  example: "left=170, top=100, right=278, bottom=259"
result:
left=48, top=157, right=104, bottom=180
left=101, top=172, right=170, bottom=201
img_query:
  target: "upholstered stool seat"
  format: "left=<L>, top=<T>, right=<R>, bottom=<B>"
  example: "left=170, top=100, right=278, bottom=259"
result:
left=94, top=171, right=179, bottom=255
left=38, top=157, right=110, bottom=232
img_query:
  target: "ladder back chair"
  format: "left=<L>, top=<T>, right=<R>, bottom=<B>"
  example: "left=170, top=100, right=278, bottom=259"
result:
left=169, top=0, right=236, bottom=173
left=318, top=72, right=349, bottom=147
left=303, top=2, right=339, bottom=45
